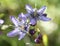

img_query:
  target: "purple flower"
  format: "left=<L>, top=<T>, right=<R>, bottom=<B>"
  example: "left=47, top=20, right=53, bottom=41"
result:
left=25, top=4, right=51, bottom=26
left=34, top=34, right=42, bottom=43
left=0, top=19, right=4, bottom=25
left=18, top=13, right=27, bottom=22
left=29, top=29, right=36, bottom=35
left=7, top=13, right=30, bottom=40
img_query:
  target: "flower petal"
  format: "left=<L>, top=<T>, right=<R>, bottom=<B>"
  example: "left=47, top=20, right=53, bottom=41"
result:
left=7, top=28, right=19, bottom=37
left=25, top=13, right=30, bottom=18
left=10, top=16, right=19, bottom=27
left=0, top=19, right=4, bottom=25
left=19, top=13, right=27, bottom=20
left=25, top=24, right=30, bottom=31
left=39, top=16, right=51, bottom=21
left=30, top=18, right=37, bottom=25
left=25, top=4, right=33, bottom=13
left=42, top=13, right=47, bottom=17
left=18, top=31, right=26, bottom=40
left=37, top=6, right=47, bottom=15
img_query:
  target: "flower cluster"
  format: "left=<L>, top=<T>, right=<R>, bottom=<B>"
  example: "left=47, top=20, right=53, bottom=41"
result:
left=7, top=13, right=30, bottom=40
left=0, top=4, right=51, bottom=44
left=25, top=4, right=51, bottom=26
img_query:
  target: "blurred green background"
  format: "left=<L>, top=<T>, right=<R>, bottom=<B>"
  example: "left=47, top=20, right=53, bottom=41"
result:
left=0, top=0, right=60, bottom=46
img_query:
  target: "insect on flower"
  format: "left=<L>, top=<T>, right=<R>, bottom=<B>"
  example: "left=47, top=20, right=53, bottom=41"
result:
left=25, top=4, right=51, bottom=26
left=7, top=13, right=30, bottom=40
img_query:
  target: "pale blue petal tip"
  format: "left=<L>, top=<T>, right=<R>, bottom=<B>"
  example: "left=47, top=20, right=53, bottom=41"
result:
left=30, top=19, right=36, bottom=25
left=7, top=28, right=19, bottom=37
left=0, top=19, right=4, bottom=24
left=40, top=16, right=51, bottom=21
left=10, top=16, right=19, bottom=27
left=18, top=32, right=26, bottom=40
